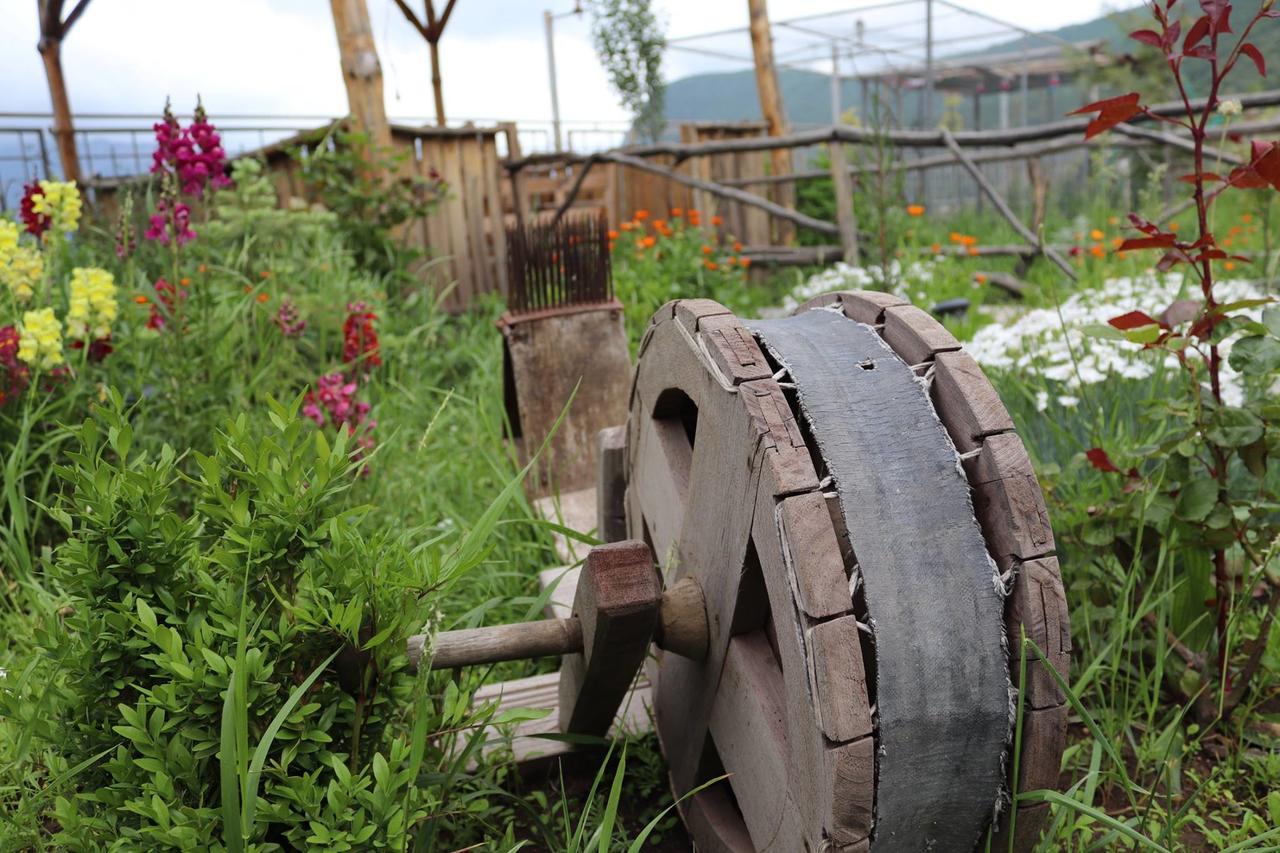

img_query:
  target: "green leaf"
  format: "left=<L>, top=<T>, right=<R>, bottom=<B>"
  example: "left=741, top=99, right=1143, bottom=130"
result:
left=1269, top=790, right=1280, bottom=827
left=1264, top=305, right=1280, bottom=339
left=1207, top=407, right=1264, bottom=448
left=1123, top=325, right=1163, bottom=345
left=1082, top=323, right=1125, bottom=340
left=1175, top=479, right=1218, bottom=522
left=1228, top=335, right=1280, bottom=375
left=136, top=599, right=158, bottom=631
left=1240, top=439, right=1268, bottom=478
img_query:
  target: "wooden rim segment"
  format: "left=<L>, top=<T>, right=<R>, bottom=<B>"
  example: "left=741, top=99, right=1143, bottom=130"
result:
left=795, top=290, right=1071, bottom=848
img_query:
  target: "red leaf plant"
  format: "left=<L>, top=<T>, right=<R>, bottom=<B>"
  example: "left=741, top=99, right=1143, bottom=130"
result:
left=1073, top=0, right=1280, bottom=724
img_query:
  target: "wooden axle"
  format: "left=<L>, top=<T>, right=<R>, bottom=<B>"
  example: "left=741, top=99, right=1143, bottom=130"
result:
left=406, top=546, right=709, bottom=671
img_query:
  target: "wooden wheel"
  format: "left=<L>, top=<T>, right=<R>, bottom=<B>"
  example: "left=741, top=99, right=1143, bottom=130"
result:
left=623, top=293, right=1070, bottom=852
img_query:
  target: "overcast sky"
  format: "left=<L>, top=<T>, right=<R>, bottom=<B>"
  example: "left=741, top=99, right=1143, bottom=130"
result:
left=1, top=0, right=1119, bottom=125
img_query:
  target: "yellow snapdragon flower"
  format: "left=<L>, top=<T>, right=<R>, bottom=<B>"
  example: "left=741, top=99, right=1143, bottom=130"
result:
left=2, top=247, right=43, bottom=302
left=66, top=267, right=118, bottom=340
left=17, top=307, right=63, bottom=369
left=30, top=181, right=83, bottom=235
left=0, top=220, right=18, bottom=263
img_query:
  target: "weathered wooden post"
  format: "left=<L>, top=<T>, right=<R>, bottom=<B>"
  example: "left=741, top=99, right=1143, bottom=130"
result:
left=36, top=0, right=93, bottom=184
left=329, top=0, right=393, bottom=156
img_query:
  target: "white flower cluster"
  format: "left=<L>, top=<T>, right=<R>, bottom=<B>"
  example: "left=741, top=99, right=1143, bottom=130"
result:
left=786, top=260, right=938, bottom=310
left=966, top=274, right=1270, bottom=409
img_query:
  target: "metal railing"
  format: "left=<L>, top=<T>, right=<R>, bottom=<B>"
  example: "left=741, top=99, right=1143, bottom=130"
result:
left=0, top=112, right=636, bottom=209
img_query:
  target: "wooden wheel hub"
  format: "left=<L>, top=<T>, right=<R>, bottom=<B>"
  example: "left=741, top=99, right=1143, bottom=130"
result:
left=624, top=293, right=1070, bottom=852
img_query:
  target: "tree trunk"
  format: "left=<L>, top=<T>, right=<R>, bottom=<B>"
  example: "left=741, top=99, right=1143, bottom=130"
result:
left=429, top=38, right=445, bottom=126
left=330, top=0, right=393, bottom=156
left=38, top=35, right=81, bottom=185
left=746, top=0, right=794, bottom=243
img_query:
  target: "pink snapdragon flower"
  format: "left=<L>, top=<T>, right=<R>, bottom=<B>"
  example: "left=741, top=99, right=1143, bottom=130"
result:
left=303, top=372, right=377, bottom=473
left=144, top=198, right=196, bottom=246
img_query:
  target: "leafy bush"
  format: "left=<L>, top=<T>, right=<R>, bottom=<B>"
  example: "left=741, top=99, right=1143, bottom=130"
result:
left=6, top=394, right=510, bottom=849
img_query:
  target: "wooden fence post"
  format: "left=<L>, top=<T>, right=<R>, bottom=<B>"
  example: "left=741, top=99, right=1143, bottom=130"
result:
left=828, top=142, right=859, bottom=263
left=330, top=0, right=393, bottom=156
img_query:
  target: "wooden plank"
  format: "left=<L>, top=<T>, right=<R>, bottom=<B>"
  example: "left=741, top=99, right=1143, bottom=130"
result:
left=806, top=617, right=873, bottom=742
left=533, top=486, right=598, bottom=565
left=481, top=136, right=510, bottom=299
left=776, top=491, right=850, bottom=620
left=1008, top=556, right=1071, bottom=709
left=990, top=802, right=1052, bottom=852
left=967, top=433, right=1056, bottom=570
left=559, top=541, right=662, bottom=736
left=831, top=289, right=908, bottom=325
left=882, top=303, right=962, bottom=365
left=695, top=314, right=774, bottom=385
left=931, top=350, right=1015, bottom=453
left=597, top=426, right=628, bottom=544
left=1017, top=704, right=1067, bottom=792
left=707, top=631, right=805, bottom=850
left=472, top=672, right=653, bottom=763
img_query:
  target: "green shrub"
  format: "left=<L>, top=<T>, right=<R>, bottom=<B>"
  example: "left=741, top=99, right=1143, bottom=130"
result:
left=9, top=393, right=504, bottom=849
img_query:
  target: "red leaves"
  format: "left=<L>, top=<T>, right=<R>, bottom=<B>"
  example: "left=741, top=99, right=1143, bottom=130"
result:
left=1070, top=92, right=1143, bottom=139
left=1177, top=172, right=1222, bottom=183
left=1108, top=310, right=1163, bottom=331
left=1227, top=140, right=1280, bottom=190
left=1131, top=29, right=1163, bottom=48
left=1117, top=234, right=1178, bottom=251
left=1240, top=43, right=1266, bottom=76
left=1086, top=448, right=1122, bottom=473
left=1184, top=14, right=1211, bottom=52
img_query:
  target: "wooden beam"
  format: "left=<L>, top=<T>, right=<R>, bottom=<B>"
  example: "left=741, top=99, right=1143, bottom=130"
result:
left=747, top=0, right=795, bottom=243
left=37, top=15, right=81, bottom=185
left=940, top=129, right=1076, bottom=280
left=425, top=0, right=446, bottom=125
left=1113, top=122, right=1245, bottom=166
left=553, top=150, right=839, bottom=236
left=503, top=88, right=1280, bottom=173
left=329, top=0, right=393, bottom=156
left=828, top=142, right=858, bottom=263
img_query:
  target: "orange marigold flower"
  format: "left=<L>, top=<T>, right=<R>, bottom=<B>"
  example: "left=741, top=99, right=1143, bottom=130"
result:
left=621, top=222, right=633, bottom=232
left=1090, top=229, right=1104, bottom=241
left=740, top=257, right=752, bottom=268
left=1241, top=213, right=1254, bottom=224
left=704, top=260, right=718, bottom=271
left=967, top=246, right=980, bottom=257
left=733, top=241, right=743, bottom=252
left=701, top=245, right=713, bottom=255
left=1112, top=237, right=1124, bottom=248
left=672, top=207, right=683, bottom=216
left=608, top=229, right=619, bottom=240
left=1224, top=261, right=1236, bottom=271
left=1223, top=237, right=1234, bottom=248
left=930, top=243, right=942, bottom=254
left=1107, top=216, right=1120, bottom=226
left=180, top=277, right=191, bottom=286
left=653, top=219, right=666, bottom=229
left=974, top=273, right=988, bottom=284
left=949, top=231, right=963, bottom=243
left=959, top=235, right=978, bottom=247
left=711, top=215, right=723, bottom=226
left=197, top=263, right=208, bottom=273
left=726, top=256, right=736, bottom=266
left=257, top=292, right=270, bottom=303
left=635, top=210, right=650, bottom=220
left=688, top=209, right=700, bottom=218
left=133, top=294, right=150, bottom=304
left=641, top=236, right=656, bottom=248
left=260, top=270, right=271, bottom=278
left=1089, top=244, right=1105, bottom=258
left=1169, top=222, right=1180, bottom=231
left=906, top=204, right=925, bottom=217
